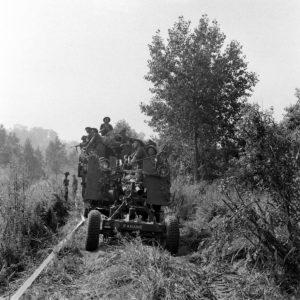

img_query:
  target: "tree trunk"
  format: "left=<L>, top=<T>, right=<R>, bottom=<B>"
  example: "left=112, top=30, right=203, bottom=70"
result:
left=193, top=128, right=200, bottom=183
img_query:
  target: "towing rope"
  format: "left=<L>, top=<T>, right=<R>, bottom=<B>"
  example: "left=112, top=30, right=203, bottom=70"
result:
left=8, top=215, right=85, bottom=300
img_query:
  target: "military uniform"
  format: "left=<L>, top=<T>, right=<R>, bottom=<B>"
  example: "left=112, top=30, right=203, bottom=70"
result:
left=100, top=117, right=113, bottom=136
left=85, top=127, right=93, bottom=144
left=100, top=123, right=113, bottom=136
left=130, top=140, right=147, bottom=169
left=86, top=130, right=106, bottom=157
left=115, top=130, right=132, bottom=158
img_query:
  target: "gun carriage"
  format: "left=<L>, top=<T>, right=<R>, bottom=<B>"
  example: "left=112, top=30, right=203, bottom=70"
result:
left=77, top=142, right=180, bottom=254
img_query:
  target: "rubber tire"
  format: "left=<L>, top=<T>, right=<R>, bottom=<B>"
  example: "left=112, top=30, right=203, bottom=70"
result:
left=165, top=216, right=180, bottom=254
left=85, top=210, right=101, bottom=251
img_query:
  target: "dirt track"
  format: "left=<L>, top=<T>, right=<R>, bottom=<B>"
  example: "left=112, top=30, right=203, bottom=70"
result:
left=3, top=217, right=244, bottom=300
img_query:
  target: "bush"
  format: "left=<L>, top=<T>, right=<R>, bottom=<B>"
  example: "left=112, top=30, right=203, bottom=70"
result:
left=172, top=172, right=300, bottom=295
left=222, top=105, right=300, bottom=290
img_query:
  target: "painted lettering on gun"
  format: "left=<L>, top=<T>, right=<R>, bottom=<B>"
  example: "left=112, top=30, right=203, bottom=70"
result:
left=122, top=224, right=143, bottom=230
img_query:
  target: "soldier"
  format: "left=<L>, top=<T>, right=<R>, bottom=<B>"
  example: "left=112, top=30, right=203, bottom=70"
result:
left=100, top=117, right=114, bottom=136
left=129, top=138, right=147, bottom=169
left=80, top=135, right=88, bottom=147
left=114, top=128, right=132, bottom=158
left=74, top=135, right=88, bottom=151
left=145, top=140, right=158, bottom=157
left=146, top=145, right=157, bottom=157
left=85, top=127, right=93, bottom=142
left=86, top=128, right=106, bottom=157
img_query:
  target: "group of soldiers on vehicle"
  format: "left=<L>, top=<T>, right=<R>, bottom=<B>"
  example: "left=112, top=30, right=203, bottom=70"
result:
left=76, top=116, right=158, bottom=170
left=79, top=119, right=178, bottom=255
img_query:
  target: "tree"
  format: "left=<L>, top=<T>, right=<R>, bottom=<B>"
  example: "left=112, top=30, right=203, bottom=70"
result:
left=23, top=139, right=36, bottom=179
left=141, top=16, right=257, bottom=181
left=114, top=119, right=145, bottom=140
left=12, top=125, right=58, bottom=151
left=67, top=148, right=79, bottom=173
left=282, top=88, right=300, bottom=132
left=34, top=147, right=45, bottom=177
left=0, top=125, right=21, bottom=166
left=45, top=136, right=67, bottom=176
left=0, top=125, right=8, bottom=165
left=23, top=139, right=44, bottom=181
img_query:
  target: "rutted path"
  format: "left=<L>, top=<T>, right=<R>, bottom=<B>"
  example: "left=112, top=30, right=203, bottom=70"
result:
left=3, top=217, right=246, bottom=300
left=3, top=208, right=283, bottom=300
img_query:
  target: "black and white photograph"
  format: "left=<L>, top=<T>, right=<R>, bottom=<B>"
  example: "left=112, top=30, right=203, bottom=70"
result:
left=0, top=0, right=300, bottom=299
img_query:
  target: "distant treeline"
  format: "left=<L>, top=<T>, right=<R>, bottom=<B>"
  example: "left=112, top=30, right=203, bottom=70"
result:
left=11, top=125, right=58, bottom=151
left=0, top=124, right=78, bottom=180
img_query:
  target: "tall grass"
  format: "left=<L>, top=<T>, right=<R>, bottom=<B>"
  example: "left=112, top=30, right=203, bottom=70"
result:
left=0, top=162, right=70, bottom=291
left=23, top=236, right=285, bottom=300
left=171, top=177, right=300, bottom=297
left=171, top=177, right=224, bottom=224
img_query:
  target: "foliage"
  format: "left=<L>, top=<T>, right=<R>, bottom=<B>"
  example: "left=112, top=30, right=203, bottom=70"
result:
left=23, top=138, right=45, bottom=181
left=0, top=163, right=70, bottom=290
left=141, top=15, right=257, bottom=181
left=0, top=125, right=21, bottom=166
left=22, top=235, right=287, bottom=300
left=24, top=238, right=213, bottom=300
left=170, top=178, right=300, bottom=297
left=282, top=88, right=300, bottom=131
left=166, top=93, right=300, bottom=294
left=231, top=104, right=300, bottom=225
left=114, top=119, right=145, bottom=140
left=66, top=148, right=79, bottom=174
left=45, top=136, right=68, bottom=175
left=213, top=103, right=300, bottom=290
left=12, top=125, right=58, bottom=151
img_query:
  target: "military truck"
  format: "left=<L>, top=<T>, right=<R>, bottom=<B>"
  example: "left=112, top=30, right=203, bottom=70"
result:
left=78, top=144, right=180, bottom=254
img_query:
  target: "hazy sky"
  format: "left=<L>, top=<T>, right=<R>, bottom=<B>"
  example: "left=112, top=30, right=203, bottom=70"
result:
left=0, top=0, right=299, bottom=141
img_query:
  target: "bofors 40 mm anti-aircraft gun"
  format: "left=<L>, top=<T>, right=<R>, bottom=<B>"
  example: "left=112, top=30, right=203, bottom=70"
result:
left=80, top=150, right=180, bottom=254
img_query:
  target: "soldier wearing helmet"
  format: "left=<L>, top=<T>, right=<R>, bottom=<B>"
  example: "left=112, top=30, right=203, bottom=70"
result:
left=85, top=127, right=93, bottom=143
left=100, top=117, right=114, bottom=136
left=129, top=138, right=147, bottom=169
left=86, top=128, right=106, bottom=157
left=145, top=140, right=158, bottom=157
left=75, top=135, right=88, bottom=150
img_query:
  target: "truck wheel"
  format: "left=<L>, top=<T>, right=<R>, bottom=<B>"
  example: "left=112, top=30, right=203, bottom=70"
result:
left=165, top=216, right=179, bottom=254
left=85, top=210, right=101, bottom=251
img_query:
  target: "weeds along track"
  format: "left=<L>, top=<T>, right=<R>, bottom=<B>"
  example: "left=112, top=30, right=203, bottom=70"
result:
left=2, top=216, right=85, bottom=300
left=3, top=214, right=243, bottom=300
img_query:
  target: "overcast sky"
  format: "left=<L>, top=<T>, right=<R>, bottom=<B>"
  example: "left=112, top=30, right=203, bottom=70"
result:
left=0, top=0, right=299, bottom=141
